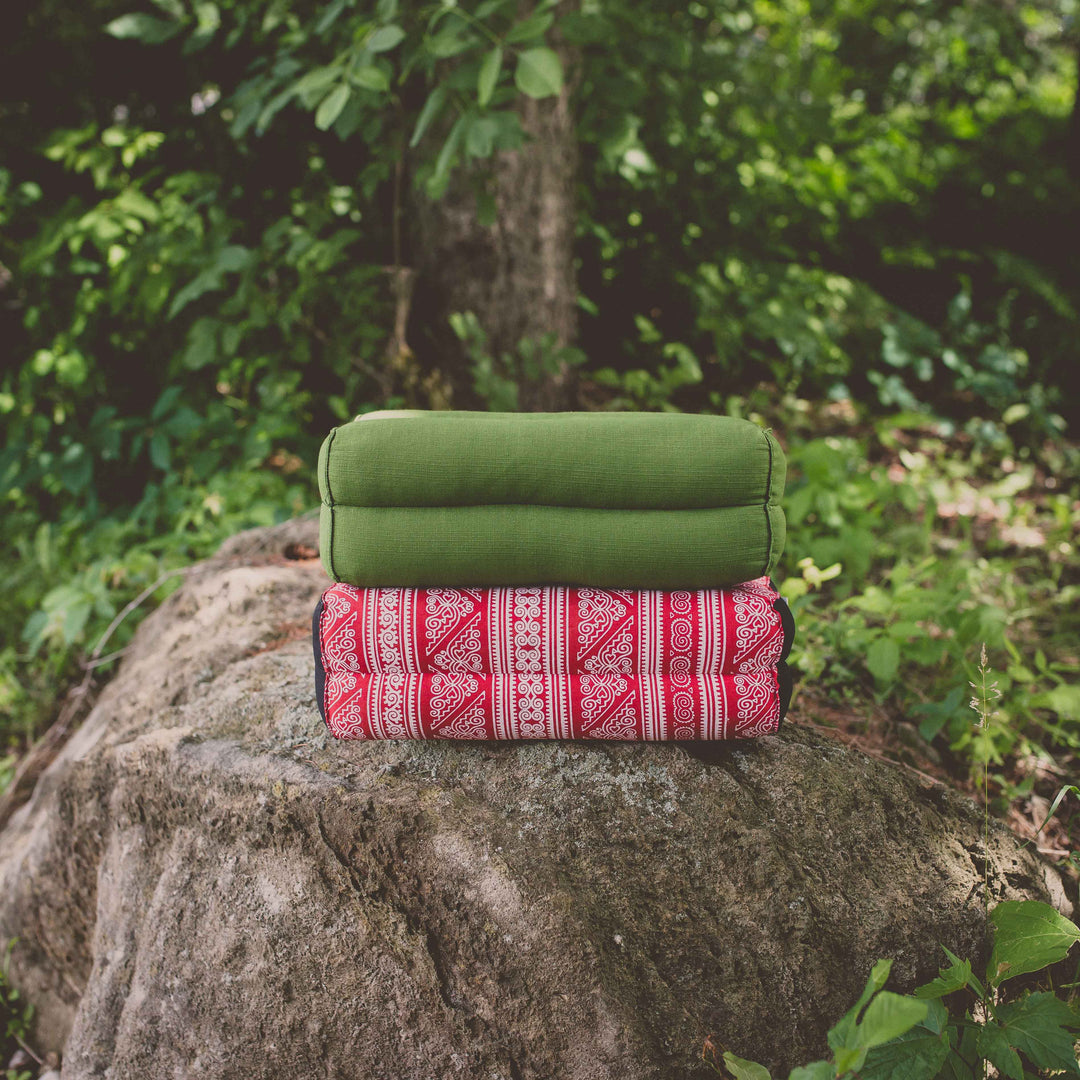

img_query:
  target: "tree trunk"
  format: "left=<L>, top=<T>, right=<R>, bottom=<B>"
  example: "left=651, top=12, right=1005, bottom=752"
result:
left=1068, top=38, right=1080, bottom=179
left=408, top=15, right=579, bottom=411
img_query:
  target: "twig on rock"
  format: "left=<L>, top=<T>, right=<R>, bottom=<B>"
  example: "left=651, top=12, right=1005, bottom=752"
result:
left=13, top=1033, right=43, bottom=1066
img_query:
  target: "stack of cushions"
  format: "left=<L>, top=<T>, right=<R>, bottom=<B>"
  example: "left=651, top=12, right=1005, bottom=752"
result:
left=312, top=410, right=794, bottom=741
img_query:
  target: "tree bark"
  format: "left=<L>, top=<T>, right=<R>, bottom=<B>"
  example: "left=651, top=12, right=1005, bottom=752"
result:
left=408, top=11, right=579, bottom=411
left=1068, top=37, right=1080, bottom=179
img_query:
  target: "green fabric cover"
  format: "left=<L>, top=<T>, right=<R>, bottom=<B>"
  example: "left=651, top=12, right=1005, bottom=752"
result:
left=319, top=410, right=783, bottom=509
left=321, top=504, right=786, bottom=589
left=319, top=410, right=786, bottom=588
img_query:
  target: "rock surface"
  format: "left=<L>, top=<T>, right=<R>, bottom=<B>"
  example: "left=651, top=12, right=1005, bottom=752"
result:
left=0, top=518, right=1069, bottom=1079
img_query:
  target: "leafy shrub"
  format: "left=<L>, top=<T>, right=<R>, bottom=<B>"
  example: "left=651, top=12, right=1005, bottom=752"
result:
left=771, top=409, right=1079, bottom=780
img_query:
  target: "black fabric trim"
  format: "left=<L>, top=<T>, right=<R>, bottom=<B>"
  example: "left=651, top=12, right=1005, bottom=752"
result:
left=777, top=660, right=793, bottom=730
left=773, top=592, right=795, bottom=663
left=312, top=595, right=330, bottom=731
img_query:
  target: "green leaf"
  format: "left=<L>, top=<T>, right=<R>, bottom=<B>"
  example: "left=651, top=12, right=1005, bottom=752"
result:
left=1034, top=785, right=1080, bottom=840
left=350, top=66, right=390, bottom=92
left=149, top=431, right=171, bottom=471
left=722, top=1051, right=772, bottom=1080
left=367, top=24, right=405, bottom=52
left=410, top=86, right=447, bottom=147
left=113, top=189, right=159, bottom=222
left=291, top=64, right=342, bottom=98
left=168, top=245, right=252, bottom=319
left=860, top=1024, right=950, bottom=1080
left=913, top=685, right=967, bottom=742
left=988, top=901, right=1080, bottom=987
left=975, top=1023, right=1024, bottom=1080
left=60, top=592, right=93, bottom=646
left=505, top=10, right=554, bottom=43
left=104, top=13, right=181, bottom=43
left=150, top=0, right=185, bottom=17
left=221, top=323, right=243, bottom=356
left=230, top=95, right=263, bottom=137
left=426, top=113, right=467, bottom=198
left=938, top=1022, right=980, bottom=1080
left=914, top=950, right=972, bottom=1000
left=857, top=992, right=928, bottom=1049
left=834, top=1044, right=868, bottom=1073
left=256, top=87, right=297, bottom=136
left=465, top=115, right=500, bottom=158
left=188, top=1, right=220, bottom=47
left=921, top=998, right=949, bottom=1035
left=487, top=108, right=525, bottom=151
left=162, top=406, right=202, bottom=439
left=514, top=47, right=563, bottom=99
left=478, top=46, right=502, bottom=107
left=994, top=992, right=1080, bottom=1073
left=1033, top=684, right=1080, bottom=721
left=427, top=29, right=474, bottom=58
left=315, top=84, right=352, bottom=130
left=315, top=0, right=347, bottom=33
left=181, top=317, right=219, bottom=370
left=58, top=443, right=92, bottom=495
left=787, top=1063, right=833, bottom=1080
left=866, top=636, right=900, bottom=685
left=829, top=959, right=893, bottom=1052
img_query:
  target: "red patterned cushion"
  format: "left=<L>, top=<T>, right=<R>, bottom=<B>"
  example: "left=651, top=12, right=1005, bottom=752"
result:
left=314, top=583, right=793, bottom=741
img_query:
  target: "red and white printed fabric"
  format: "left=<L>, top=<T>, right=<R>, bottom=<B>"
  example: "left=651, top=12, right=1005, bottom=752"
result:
left=315, top=581, right=791, bottom=741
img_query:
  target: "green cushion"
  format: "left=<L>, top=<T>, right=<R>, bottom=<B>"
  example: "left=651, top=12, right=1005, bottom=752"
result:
left=321, top=503, right=785, bottom=589
left=319, top=410, right=786, bottom=588
left=319, top=410, right=784, bottom=509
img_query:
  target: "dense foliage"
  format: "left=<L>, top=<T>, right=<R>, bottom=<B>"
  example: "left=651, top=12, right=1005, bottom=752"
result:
left=1, top=0, right=1078, bottom=839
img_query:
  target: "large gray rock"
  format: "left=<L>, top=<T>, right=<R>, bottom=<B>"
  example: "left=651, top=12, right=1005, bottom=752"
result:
left=0, top=519, right=1068, bottom=1079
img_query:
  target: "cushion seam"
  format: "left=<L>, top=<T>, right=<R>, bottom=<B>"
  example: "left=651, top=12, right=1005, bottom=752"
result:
left=762, top=428, right=775, bottom=577
left=320, top=500, right=773, bottom=512
left=324, top=427, right=339, bottom=581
